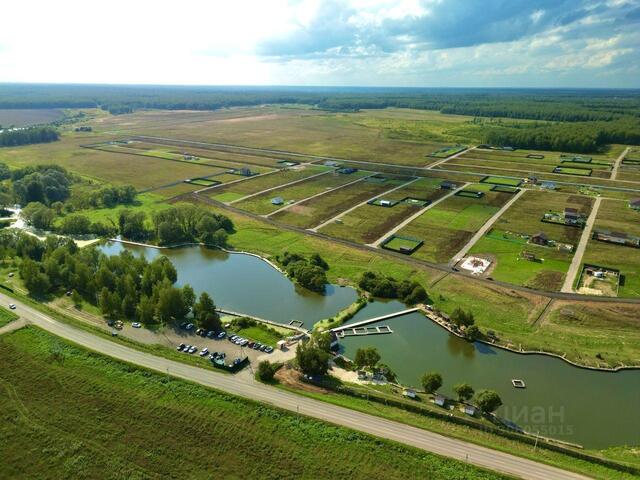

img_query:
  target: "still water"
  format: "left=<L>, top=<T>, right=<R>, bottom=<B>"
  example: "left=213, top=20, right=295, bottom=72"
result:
left=340, top=300, right=640, bottom=449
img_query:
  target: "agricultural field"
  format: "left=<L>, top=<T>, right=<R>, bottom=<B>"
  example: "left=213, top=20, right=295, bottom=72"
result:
left=271, top=175, right=409, bottom=229
left=0, top=108, right=64, bottom=127
left=206, top=165, right=331, bottom=203
left=0, top=306, right=18, bottom=328
left=0, top=327, right=504, bottom=480
left=319, top=177, right=449, bottom=243
left=394, top=184, right=512, bottom=264
left=235, top=169, right=371, bottom=215
left=580, top=199, right=640, bottom=298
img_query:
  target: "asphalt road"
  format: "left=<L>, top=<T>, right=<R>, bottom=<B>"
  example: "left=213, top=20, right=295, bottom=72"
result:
left=0, top=292, right=590, bottom=480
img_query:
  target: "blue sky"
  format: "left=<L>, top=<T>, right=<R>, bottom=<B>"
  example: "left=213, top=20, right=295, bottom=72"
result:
left=1, top=0, right=638, bottom=87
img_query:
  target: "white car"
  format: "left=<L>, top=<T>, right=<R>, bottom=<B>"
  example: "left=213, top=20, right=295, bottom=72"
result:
left=199, top=348, right=209, bottom=357
left=8, top=303, right=16, bottom=310
left=132, top=322, right=142, bottom=328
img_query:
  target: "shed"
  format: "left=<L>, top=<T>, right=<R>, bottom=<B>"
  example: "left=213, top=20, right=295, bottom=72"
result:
left=337, top=167, right=358, bottom=174
left=564, top=208, right=580, bottom=223
left=530, top=232, right=548, bottom=246
left=324, top=160, right=340, bottom=167
left=271, top=197, right=284, bottom=206
left=463, top=405, right=477, bottom=416
left=440, top=181, right=457, bottom=190
left=403, top=388, right=416, bottom=399
left=277, top=340, right=287, bottom=351
left=540, top=181, right=556, bottom=190
left=379, top=199, right=393, bottom=207
left=434, top=394, right=447, bottom=407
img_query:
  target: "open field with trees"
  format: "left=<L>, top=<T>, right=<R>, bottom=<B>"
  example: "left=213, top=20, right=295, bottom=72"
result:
left=394, top=184, right=511, bottom=263
left=0, top=327, right=507, bottom=480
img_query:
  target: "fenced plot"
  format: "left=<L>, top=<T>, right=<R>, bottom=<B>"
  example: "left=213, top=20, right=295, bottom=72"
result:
left=491, top=185, right=520, bottom=194
left=380, top=235, right=424, bottom=254
left=185, top=177, right=222, bottom=187
left=427, top=145, right=467, bottom=158
left=553, top=166, right=593, bottom=176
left=455, top=190, right=484, bottom=199
left=272, top=177, right=407, bottom=229
left=480, top=176, right=522, bottom=187
left=576, top=264, right=620, bottom=296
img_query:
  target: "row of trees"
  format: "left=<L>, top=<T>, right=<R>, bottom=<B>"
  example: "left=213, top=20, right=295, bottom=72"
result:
left=420, top=371, right=502, bottom=414
left=278, top=252, right=330, bottom=293
left=66, top=185, right=137, bottom=210
left=151, top=204, right=233, bottom=246
left=358, top=271, right=428, bottom=305
left=0, top=126, right=59, bottom=147
left=3, top=230, right=220, bottom=327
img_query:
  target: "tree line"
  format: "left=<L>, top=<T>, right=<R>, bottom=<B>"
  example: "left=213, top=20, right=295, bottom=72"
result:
left=0, top=126, right=59, bottom=147
left=358, top=271, right=428, bottom=305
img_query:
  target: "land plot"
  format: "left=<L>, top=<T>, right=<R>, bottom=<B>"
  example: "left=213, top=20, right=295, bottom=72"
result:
left=272, top=177, right=408, bottom=229
left=152, top=183, right=203, bottom=199
left=480, top=176, right=522, bottom=187
left=207, top=166, right=330, bottom=202
left=428, top=145, right=467, bottom=158
left=319, top=178, right=448, bottom=243
left=235, top=170, right=370, bottom=215
left=394, top=185, right=512, bottom=263
left=581, top=199, right=640, bottom=297
left=381, top=235, right=424, bottom=254
left=0, top=108, right=64, bottom=127
left=553, top=166, right=592, bottom=176
left=469, top=231, right=571, bottom=291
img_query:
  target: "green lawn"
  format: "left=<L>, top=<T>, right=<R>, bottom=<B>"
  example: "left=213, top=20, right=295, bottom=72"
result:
left=0, top=306, right=18, bottom=328
left=481, top=176, right=522, bottom=187
left=553, top=166, right=592, bottom=176
left=383, top=236, right=423, bottom=252
left=0, top=326, right=507, bottom=480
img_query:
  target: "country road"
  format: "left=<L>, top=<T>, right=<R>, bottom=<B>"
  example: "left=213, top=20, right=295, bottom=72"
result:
left=0, top=292, right=589, bottom=480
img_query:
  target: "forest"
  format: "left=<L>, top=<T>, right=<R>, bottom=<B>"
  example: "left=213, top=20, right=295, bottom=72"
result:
left=0, top=126, right=59, bottom=147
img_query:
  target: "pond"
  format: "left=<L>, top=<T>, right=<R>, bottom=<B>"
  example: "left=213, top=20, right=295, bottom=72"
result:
left=340, top=300, right=640, bottom=449
left=100, top=242, right=358, bottom=326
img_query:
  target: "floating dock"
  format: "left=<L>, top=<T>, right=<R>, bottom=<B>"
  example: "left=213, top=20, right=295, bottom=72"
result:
left=336, top=325, right=393, bottom=338
left=331, top=308, right=419, bottom=332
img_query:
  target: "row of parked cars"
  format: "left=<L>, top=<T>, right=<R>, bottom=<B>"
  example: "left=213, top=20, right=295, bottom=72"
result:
left=228, top=335, right=274, bottom=353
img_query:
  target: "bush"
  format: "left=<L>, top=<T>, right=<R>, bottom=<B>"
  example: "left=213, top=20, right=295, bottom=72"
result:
left=476, top=390, right=503, bottom=413
left=421, top=372, right=442, bottom=394
left=257, top=361, right=279, bottom=382
left=358, top=271, right=429, bottom=305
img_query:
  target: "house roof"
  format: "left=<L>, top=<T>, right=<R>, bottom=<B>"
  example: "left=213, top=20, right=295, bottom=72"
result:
left=532, top=232, right=548, bottom=240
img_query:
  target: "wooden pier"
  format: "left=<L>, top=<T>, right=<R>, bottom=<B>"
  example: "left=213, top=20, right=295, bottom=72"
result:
left=331, top=308, right=419, bottom=332
left=216, top=308, right=307, bottom=333
left=336, top=325, right=393, bottom=338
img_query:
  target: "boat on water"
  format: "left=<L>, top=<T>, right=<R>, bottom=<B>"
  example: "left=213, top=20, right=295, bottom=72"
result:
left=512, top=379, right=526, bottom=388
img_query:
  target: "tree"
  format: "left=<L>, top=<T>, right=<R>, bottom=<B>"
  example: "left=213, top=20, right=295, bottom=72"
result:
left=21, top=202, right=55, bottom=230
left=257, top=361, right=278, bottom=382
left=421, top=372, right=442, bottom=394
left=71, top=290, right=83, bottom=308
left=296, top=338, right=330, bottom=377
left=453, top=383, right=474, bottom=402
left=136, top=295, right=156, bottom=324
left=354, top=347, right=381, bottom=370
left=465, top=325, right=481, bottom=341
left=182, top=284, right=196, bottom=312
left=59, top=214, right=92, bottom=235
left=451, top=307, right=475, bottom=328
left=154, top=284, right=189, bottom=323
left=20, top=259, right=50, bottom=295
left=476, top=390, right=503, bottom=413
left=193, top=291, right=221, bottom=331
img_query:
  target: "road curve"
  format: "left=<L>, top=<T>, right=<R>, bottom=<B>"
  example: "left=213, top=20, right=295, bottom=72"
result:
left=0, top=292, right=589, bottom=480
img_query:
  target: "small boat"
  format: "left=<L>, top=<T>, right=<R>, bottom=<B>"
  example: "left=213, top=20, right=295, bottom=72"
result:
left=511, top=379, right=526, bottom=389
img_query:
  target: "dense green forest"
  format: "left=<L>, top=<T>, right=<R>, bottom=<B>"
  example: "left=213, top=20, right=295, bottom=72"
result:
left=0, top=126, right=59, bottom=147
left=0, top=84, right=639, bottom=153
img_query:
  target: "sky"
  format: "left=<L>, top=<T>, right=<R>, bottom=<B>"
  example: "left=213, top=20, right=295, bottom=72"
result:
left=1, top=0, right=639, bottom=88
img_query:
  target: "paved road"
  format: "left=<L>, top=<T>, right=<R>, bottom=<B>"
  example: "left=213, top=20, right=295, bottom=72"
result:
left=449, top=188, right=526, bottom=265
left=561, top=197, right=602, bottom=293
left=611, top=147, right=630, bottom=180
left=0, top=292, right=589, bottom=480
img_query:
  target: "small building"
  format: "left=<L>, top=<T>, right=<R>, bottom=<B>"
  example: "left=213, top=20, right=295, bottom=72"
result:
left=271, top=197, right=284, bottom=206
left=593, top=230, right=640, bottom=248
left=564, top=208, right=580, bottom=224
left=337, top=167, right=358, bottom=174
left=277, top=340, right=287, bottom=351
left=557, top=243, right=574, bottom=253
left=530, top=232, right=549, bottom=246
left=463, top=405, right=477, bottom=417
left=74, top=126, right=92, bottom=132
left=403, top=388, right=417, bottom=399
left=434, top=394, right=447, bottom=407
left=629, top=198, right=640, bottom=210
left=440, top=181, right=457, bottom=190
left=526, top=176, right=538, bottom=185
left=520, top=251, right=536, bottom=261
left=379, top=199, right=393, bottom=207
left=324, top=160, right=340, bottom=167
left=238, top=167, right=253, bottom=177
left=540, top=181, right=556, bottom=190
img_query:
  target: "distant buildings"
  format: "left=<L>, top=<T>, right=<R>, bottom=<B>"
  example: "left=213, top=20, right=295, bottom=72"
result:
left=74, top=126, right=92, bottom=132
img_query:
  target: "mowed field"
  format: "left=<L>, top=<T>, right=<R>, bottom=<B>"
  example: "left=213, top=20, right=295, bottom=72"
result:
left=580, top=199, right=640, bottom=298
left=271, top=176, right=409, bottom=229
left=469, top=190, right=593, bottom=290
left=393, top=184, right=512, bottom=264
left=206, top=165, right=331, bottom=203
left=235, top=169, right=371, bottom=215
left=88, top=107, right=484, bottom=168
left=0, top=327, right=505, bottom=480
left=0, top=136, right=223, bottom=191
left=0, top=108, right=64, bottom=127
left=319, top=177, right=449, bottom=243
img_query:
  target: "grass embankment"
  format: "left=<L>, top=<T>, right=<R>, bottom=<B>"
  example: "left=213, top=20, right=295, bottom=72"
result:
left=273, top=379, right=637, bottom=480
left=0, top=306, right=18, bottom=328
left=0, top=326, right=509, bottom=480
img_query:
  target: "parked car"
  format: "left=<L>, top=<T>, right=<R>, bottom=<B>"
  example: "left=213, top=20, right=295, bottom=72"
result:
left=260, top=345, right=268, bottom=352
left=253, top=343, right=261, bottom=350
left=8, top=303, right=16, bottom=310
left=183, top=344, right=192, bottom=352
left=206, top=330, right=215, bottom=338
left=180, top=322, right=188, bottom=329
left=186, top=323, right=194, bottom=330
left=132, top=322, right=142, bottom=328
left=177, top=343, right=186, bottom=351
left=229, top=335, right=238, bottom=342
left=264, top=346, right=273, bottom=353
left=199, top=348, right=209, bottom=357
left=111, top=331, right=118, bottom=337
left=240, top=339, right=249, bottom=346
left=189, top=346, right=198, bottom=354
left=196, top=328, right=203, bottom=335
left=107, top=320, right=115, bottom=327
left=247, top=341, right=255, bottom=348
left=217, top=331, right=226, bottom=339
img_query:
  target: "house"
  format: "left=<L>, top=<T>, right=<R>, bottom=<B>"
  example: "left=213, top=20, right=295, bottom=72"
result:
left=564, top=208, right=580, bottom=224
left=403, top=388, right=417, bottom=399
left=238, top=167, right=253, bottom=177
left=271, top=197, right=284, bottom=206
left=440, top=181, right=457, bottom=190
left=629, top=198, right=640, bottom=210
left=463, top=405, right=477, bottom=416
left=434, top=394, right=447, bottom=407
left=530, top=232, right=549, bottom=246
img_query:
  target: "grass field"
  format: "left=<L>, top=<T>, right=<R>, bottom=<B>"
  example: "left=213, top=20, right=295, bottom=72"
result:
left=393, top=184, right=511, bottom=263
left=481, top=176, right=522, bottom=187
left=580, top=199, right=640, bottom=298
left=0, top=108, right=64, bottom=127
left=553, top=166, right=592, bottom=176
left=0, top=327, right=507, bottom=480
left=429, top=145, right=467, bottom=158
left=235, top=169, right=370, bottom=215
left=319, top=177, right=448, bottom=243
left=382, top=235, right=423, bottom=253
left=207, top=166, right=330, bottom=202
left=0, top=306, right=18, bottom=328
left=272, top=176, right=409, bottom=229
